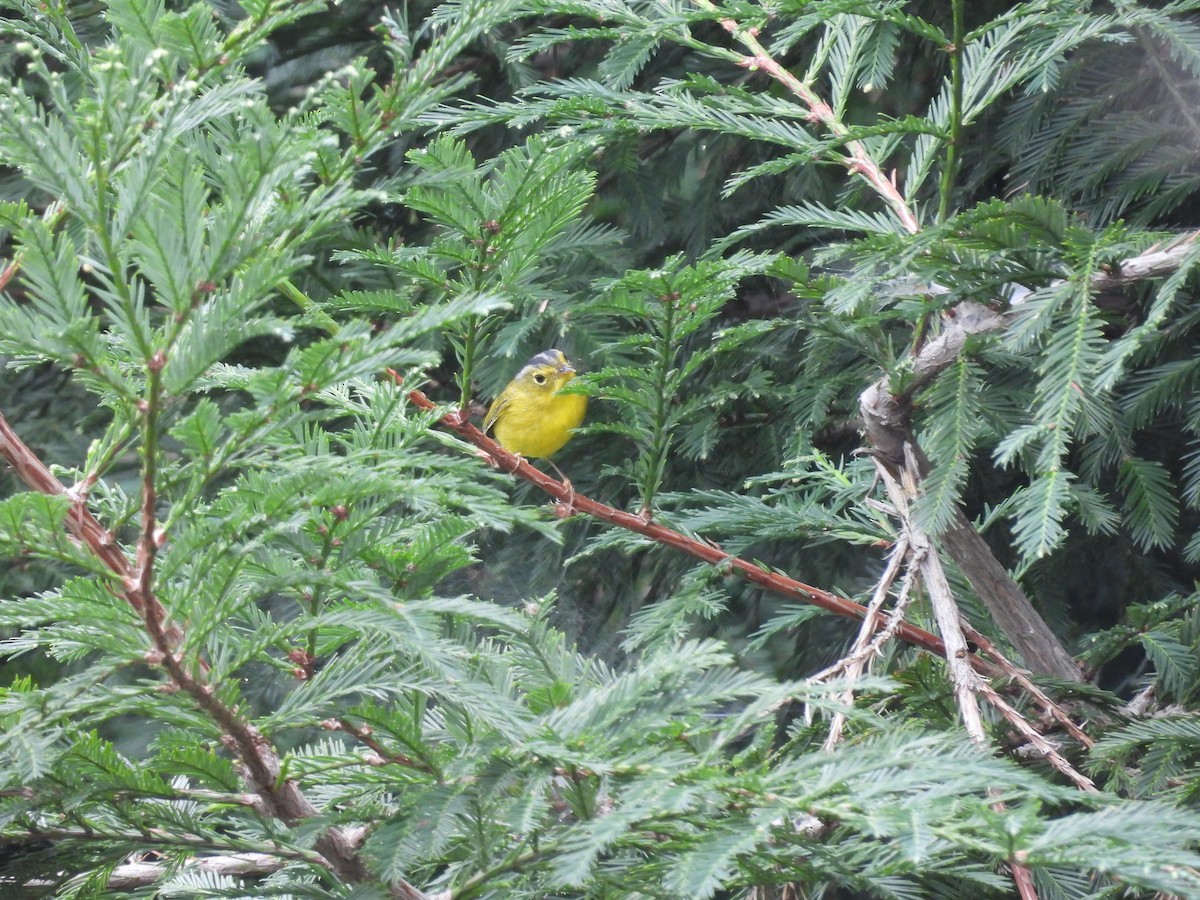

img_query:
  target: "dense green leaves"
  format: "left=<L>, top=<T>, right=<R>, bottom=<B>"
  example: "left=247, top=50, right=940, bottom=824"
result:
left=4, top=0, right=1200, bottom=897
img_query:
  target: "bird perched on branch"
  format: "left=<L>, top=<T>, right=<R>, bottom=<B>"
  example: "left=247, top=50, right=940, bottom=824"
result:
left=484, top=349, right=587, bottom=460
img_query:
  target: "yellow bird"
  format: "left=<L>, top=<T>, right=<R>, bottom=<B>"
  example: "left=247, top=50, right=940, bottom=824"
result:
left=484, top=349, right=587, bottom=459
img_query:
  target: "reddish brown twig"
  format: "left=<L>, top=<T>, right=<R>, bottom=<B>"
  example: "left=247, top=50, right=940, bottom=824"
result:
left=325, top=718, right=436, bottom=774
left=409, top=381, right=1104, bottom=820
left=406, top=386, right=956, bottom=656
left=0, top=412, right=152, bottom=615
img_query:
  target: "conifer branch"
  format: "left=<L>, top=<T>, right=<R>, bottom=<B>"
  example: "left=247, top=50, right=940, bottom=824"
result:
left=413, top=373, right=1100, bottom=806
left=412, top=384, right=1080, bottom=894
left=876, top=459, right=1044, bottom=900
left=0, top=412, right=151, bottom=616
left=691, top=0, right=921, bottom=234
left=937, top=0, right=966, bottom=223
left=405, top=388, right=951, bottom=657
left=860, top=234, right=1200, bottom=678
left=325, top=718, right=439, bottom=775
left=863, top=232, right=1200, bottom=447
left=407, top=381, right=1099, bottom=758
left=0, top=200, right=65, bottom=293
left=132, top=351, right=167, bottom=643
left=0, top=408, right=426, bottom=899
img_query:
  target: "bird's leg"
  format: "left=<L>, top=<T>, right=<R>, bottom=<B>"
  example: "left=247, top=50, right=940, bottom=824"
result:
left=547, top=460, right=575, bottom=510
left=547, top=459, right=570, bottom=489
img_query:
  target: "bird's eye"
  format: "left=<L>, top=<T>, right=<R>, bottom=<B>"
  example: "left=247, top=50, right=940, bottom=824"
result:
left=533, top=372, right=547, bottom=384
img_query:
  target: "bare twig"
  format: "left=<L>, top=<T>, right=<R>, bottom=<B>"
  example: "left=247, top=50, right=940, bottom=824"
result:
left=1123, top=683, right=1157, bottom=717
left=876, top=451, right=987, bottom=741
left=939, top=509, right=1081, bottom=681
left=1090, top=231, right=1200, bottom=290
left=977, top=682, right=1098, bottom=793
left=1, top=828, right=324, bottom=894
left=865, top=426, right=1094, bottom=801
left=1009, top=858, right=1040, bottom=900
left=874, top=449, right=1039, bottom=898
left=0, top=256, right=20, bottom=293
left=807, top=553, right=918, bottom=691
left=808, top=537, right=908, bottom=686
left=961, top=624, right=1094, bottom=748
left=815, top=535, right=909, bottom=750
left=107, top=853, right=287, bottom=890
left=324, top=718, right=437, bottom=774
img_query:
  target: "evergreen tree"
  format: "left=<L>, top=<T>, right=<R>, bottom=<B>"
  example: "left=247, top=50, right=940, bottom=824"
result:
left=4, top=1, right=1200, bottom=898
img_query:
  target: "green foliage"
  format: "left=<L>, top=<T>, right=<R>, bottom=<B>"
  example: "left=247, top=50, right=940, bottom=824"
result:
left=1000, top=3, right=1200, bottom=225
left=335, top=133, right=606, bottom=404
left=584, top=251, right=777, bottom=509
left=5, top=0, right=1200, bottom=898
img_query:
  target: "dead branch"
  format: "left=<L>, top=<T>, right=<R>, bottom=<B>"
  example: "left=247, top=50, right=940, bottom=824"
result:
left=962, top=624, right=1094, bottom=748
left=877, top=449, right=1042, bottom=899
left=858, top=233, right=1200, bottom=679
left=858, top=299, right=1079, bottom=679
left=877, top=451, right=987, bottom=741
left=814, top=535, right=910, bottom=750
left=977, top=683, right=1097, bottom=793
left=108, top=853, right=286, bottom=890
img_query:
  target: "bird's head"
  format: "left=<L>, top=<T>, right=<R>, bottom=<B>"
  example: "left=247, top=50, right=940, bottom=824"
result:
left=516, top=349, right=578, bottom=395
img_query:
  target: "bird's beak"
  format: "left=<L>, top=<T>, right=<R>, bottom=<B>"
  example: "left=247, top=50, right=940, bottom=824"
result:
left=558, top=363, right=576, bottom=375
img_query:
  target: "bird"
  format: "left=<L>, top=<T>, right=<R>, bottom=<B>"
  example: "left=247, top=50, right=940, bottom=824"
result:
left=483, top=349, right=587, bottom=461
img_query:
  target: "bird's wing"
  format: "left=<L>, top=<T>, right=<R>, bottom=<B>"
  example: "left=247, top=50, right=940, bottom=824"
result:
left=483, top=390, right=509, bottom=434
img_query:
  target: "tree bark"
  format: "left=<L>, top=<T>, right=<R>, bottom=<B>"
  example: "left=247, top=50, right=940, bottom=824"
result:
left=940, top=509, right=1080, bottom=680
left=859, top=301, right=1079, bottom=679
